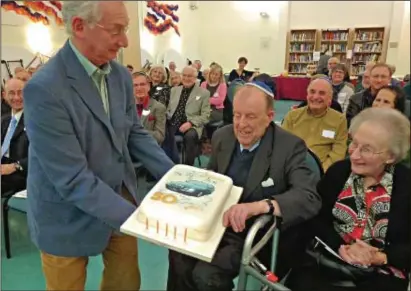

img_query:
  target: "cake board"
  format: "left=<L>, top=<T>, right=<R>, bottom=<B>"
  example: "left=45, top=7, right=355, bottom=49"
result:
left=120, top=186, right=243, bottom=263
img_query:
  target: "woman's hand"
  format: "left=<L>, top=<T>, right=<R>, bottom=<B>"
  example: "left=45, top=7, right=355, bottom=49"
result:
left=339, top=240, right=379, bottom=267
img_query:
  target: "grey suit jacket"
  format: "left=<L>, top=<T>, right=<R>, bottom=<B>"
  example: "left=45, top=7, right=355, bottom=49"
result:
left=140, top=98, right=166, bottom=144
left=208, top=123, right=321, bottom=229
left=167, top=84, right=210, bottom=137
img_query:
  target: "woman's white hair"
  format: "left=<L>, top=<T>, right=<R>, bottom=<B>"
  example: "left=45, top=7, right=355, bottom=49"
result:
left=349, top=107, right=410, bottom=163
left=62, top=1, right=102, bottom=36
left=149, top=65, right=168, bottom=84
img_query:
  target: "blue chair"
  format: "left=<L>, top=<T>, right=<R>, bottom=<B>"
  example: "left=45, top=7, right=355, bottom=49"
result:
left=236, top=150, right=323, bottom=290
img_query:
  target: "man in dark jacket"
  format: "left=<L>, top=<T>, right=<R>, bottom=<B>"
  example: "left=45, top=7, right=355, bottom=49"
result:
left=1, top=78, right=28, bottom=196
left=346, top=63, right=393, bottom=126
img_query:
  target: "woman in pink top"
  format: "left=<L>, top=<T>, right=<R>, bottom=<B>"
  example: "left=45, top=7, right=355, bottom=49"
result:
left=200, top=63, right=227, bottom=124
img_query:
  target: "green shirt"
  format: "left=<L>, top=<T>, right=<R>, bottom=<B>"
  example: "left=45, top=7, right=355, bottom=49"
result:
left=69, top=40, right=111, bottom=115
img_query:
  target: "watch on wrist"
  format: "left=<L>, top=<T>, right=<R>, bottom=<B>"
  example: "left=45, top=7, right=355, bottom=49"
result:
left=14, top=162, right=23, bottom=172
left=264, top=199, right=275, bottom=215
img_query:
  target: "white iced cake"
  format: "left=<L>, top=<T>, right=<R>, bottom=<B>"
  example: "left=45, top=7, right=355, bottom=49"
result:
left=136, top=165, right=233, bottom=242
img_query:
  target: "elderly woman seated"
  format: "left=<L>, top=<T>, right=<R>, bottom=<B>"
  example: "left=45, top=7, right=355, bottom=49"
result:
left=169, top=71, right=182, bottom=88
left=149, top=65, right=171, bottom=107
left=287, top=107, right=410, bottom=291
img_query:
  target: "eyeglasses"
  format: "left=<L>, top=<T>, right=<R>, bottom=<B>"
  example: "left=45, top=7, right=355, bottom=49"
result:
left=95, top=23, right=129, bottom=36
left=348, top=141, right=386, bottom=159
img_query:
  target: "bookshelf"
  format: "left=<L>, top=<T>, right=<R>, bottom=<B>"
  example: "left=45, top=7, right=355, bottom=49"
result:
left=350, top=27, right=386, bottom=76
left=287, top=29, right=318, bottom=75
left=320, top=29, right=350, bottom=64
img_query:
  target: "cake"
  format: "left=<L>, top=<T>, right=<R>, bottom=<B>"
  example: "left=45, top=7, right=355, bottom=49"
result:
left=136, top=165, right=233, bottom=242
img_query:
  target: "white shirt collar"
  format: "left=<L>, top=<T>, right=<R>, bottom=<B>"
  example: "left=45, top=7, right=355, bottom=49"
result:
left=12, top=110, right=23, bottom=123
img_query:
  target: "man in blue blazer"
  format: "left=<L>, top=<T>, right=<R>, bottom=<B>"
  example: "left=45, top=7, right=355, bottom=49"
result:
left=23, top=1, right=173, bottom=290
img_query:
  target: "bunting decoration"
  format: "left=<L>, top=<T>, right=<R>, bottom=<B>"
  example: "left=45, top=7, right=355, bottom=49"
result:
left=144, top=1, right=180, bottom=36
left=1, top=1, right=63, bottom=26
left=23, top=1, right=63, bottom=26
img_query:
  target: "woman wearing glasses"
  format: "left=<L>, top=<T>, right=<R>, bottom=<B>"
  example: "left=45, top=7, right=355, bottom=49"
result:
left=287, top=107, right=410, bottom=291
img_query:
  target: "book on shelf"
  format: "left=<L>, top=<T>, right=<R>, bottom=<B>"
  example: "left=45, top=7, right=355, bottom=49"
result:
left=352, top=54, right=380, bottom=63
left=353, top=43, right=382, bottom=53
left=291, top=32, right=316, bottom=41
left=355, top=30, right=384, bottom=41
left=322, top=31, right=348, bottom=41
left=290, top=43, right=314, bottom=52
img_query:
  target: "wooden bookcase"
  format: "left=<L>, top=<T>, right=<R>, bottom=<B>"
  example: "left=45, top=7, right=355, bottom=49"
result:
left=350, top=27, right=386, bottom=76
left=286, top=29, right=318, bottom=75
left=320, top=29, right=350, bottom=65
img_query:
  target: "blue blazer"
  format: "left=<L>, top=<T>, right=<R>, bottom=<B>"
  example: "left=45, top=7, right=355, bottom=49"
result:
left=23, top=41, right=174, bottom=257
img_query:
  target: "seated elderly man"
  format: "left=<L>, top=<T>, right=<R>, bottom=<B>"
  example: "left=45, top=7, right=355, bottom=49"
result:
left=167, top=66, right=210, bottom=165
left=132, top=72, right=166, bottom=144
left=167, top=82, right=321, bottom=291
left=1, top=78, right=29, bottom=196
left=282, top=78, right=348, bottom=172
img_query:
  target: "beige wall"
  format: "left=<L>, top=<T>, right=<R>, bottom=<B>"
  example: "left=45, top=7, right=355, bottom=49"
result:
left=122, top=1, right=141, bottom=70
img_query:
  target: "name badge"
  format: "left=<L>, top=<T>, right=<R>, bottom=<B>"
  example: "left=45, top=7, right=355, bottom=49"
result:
left=196, top=96, right=201, bottom=100
left=322, top=130, right=335, bottom=139
left=213, top=92, right=219, bottom=97
left=142, top=109, right=151, bottom=116
left=156, top=87, right=163, bottom=91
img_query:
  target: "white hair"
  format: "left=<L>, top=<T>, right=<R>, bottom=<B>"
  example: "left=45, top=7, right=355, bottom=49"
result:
left=184, top=65, right=198, bottom=76
left=62, top=1, right=102, bottom=36
left=349, top=108, right=410, bottom=163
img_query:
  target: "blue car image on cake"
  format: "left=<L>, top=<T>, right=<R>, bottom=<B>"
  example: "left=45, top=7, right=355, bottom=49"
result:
left=165, top=180, right=215, bottom=197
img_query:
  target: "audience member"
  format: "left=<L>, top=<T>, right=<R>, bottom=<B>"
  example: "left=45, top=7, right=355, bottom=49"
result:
left=355, top=62, right=375, bottom=93
left=316, top=52, right=331, bottom=75
left=167, top=82, right=321, bottom=291
left=1, top=78, right=28, bottom=196
left=228, top=57, right=255, bottom=83
left=126, top=64, right=133, bottom=73
left=169, top=71, right=182, bottom=87
left=14, top=67, right=24, bottom=75
left=168, top=61, right=176, bottom=72
left=373, top=85, right=406, bottom=113
left=202, top=67, right=210, bottom=85
left=23, top=1, right=173, bottom=290
left=330, top=64, right=354, bottom=112
left=194, top=60, right=205, bottom=83
left=325, top=57, right=351, bottom=83
left=201, top=64, right=227, bottom=125
left=133, top=72, right=166, bottom=144
left=287, top=108, right=410, bottom=291
left=15, top=70, right=31, bottom=82
left=166, top=66, right=210, bottom=165
left=346, top=63, right=393, bottom=126
left=282, top=78, right=348, bottom=172
left=1, top=85, right=11, bottom=116
left=149, top=64, right=171, bottom=107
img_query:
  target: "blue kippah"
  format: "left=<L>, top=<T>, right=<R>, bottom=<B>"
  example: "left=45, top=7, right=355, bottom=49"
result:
left=245, top=81, right=275, bottom=98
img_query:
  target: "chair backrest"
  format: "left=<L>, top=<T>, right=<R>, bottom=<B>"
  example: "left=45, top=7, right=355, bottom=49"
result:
left=305, top=149, right=324, bottom=180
